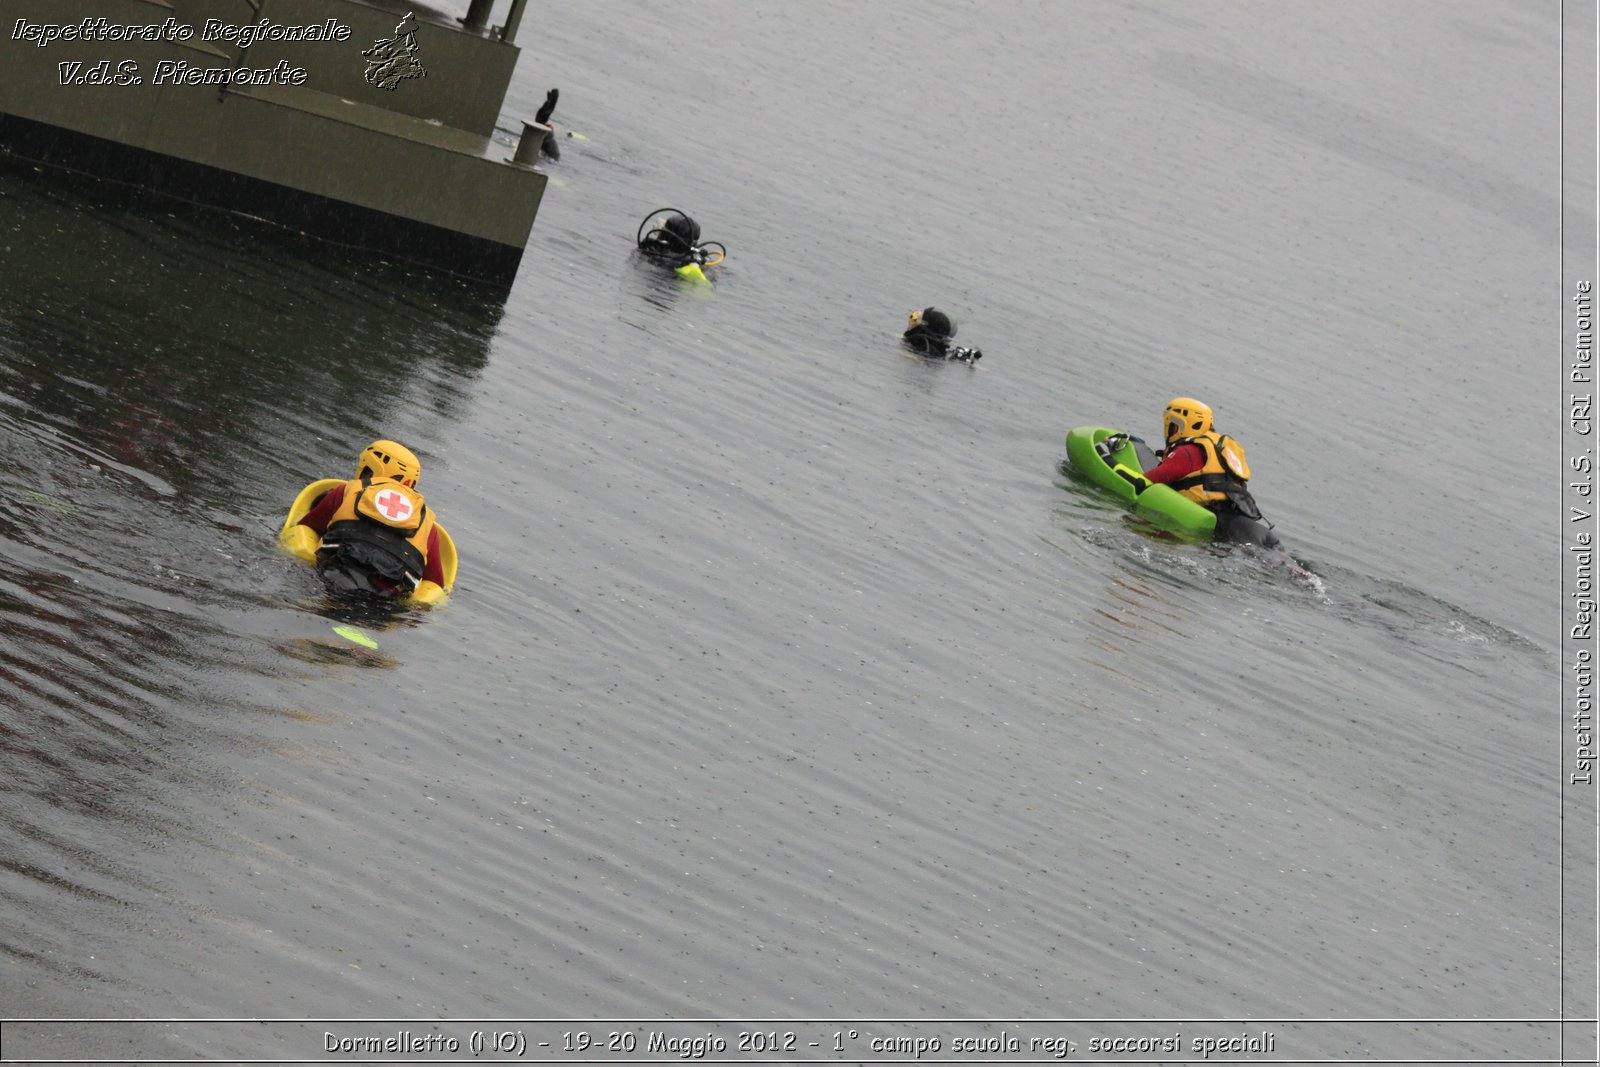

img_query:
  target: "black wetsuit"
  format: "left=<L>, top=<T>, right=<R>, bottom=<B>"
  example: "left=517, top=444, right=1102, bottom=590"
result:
left=536, top=88, right=560, bottom=160
left=903, top=327, right=982, bottom=362
left=1212, top=505, right=1280, bottom=549
left=640, top=237, right=705, bottom=269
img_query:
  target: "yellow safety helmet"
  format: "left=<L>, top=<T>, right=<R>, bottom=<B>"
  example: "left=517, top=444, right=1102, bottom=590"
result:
left=1163, top=397, right=1213, bottom=444
left=356, top=439, right=421, bottom=488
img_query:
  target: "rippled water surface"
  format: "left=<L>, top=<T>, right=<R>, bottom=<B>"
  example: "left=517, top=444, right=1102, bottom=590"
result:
left=0, top=0, right=1585, bottom=1062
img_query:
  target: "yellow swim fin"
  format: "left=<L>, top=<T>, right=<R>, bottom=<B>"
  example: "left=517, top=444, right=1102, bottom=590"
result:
left=408, top=580, right=448, bottom=607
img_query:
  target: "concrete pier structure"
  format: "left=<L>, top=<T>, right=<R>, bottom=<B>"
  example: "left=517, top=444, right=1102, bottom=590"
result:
left=0, top=0, right=549, bottom=287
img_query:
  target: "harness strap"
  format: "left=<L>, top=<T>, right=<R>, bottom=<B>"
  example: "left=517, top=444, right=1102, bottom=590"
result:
left=318, top=519, right=425, bottom=589
left=1169, top=471, right=1247, bottom=492
left=1171, top=472, right=1242, bottom=491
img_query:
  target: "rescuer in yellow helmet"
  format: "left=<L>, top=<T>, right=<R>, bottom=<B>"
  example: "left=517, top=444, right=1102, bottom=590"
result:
left=1116, top=398, right=1277, bottom=547
left=295, top=439, right=447, bottom=598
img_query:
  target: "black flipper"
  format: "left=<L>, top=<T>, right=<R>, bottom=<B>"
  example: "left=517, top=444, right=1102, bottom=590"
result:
left=536, top=88, right=561, bottom=159
left=535, top=88, right=559, bottom=125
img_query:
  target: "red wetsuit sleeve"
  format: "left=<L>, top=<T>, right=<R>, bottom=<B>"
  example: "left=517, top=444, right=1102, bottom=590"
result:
left=424, top=527, right=445, bottom=586
left=298, top=484, right=345, bottom=534
left=1141, top=443, right=1205, bottom=485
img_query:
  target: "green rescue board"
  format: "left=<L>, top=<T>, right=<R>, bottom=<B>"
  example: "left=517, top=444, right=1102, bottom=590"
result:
left=1064, top=426, right=1217, bottom=541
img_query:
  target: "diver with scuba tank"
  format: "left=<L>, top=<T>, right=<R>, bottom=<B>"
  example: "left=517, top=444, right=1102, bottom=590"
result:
left=902, top=307, right=983, bottom=363
left=636, top=209, right=726, bottom=276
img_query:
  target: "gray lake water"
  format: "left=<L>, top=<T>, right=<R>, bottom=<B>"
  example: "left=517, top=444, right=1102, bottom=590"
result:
left=0, top=0, right=1591, bottom=1063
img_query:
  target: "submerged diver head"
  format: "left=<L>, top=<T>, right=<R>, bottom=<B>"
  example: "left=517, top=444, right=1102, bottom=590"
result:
left=356, top=439, right=421, bottom=488
left=1163, top=397, right=1213, bottom=445
left=663, top=214, right=700, bottom=249
left=905, top=307, right=955, bottom=340
left=639, top=212, right=700, bottom=255
left=636, top=210, right=726, bottom=271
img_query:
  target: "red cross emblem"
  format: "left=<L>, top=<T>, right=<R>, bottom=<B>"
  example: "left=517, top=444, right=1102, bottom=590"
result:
left=375, top=489, right=412, bottom=521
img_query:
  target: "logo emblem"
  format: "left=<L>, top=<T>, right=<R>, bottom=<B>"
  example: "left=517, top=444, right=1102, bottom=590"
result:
left=374, top=488, right=413, bottom=522
left=363, top=13, right=427, bottom=90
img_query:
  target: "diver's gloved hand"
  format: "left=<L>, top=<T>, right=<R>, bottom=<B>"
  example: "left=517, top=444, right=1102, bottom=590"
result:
left=949, top=345, right=982, bottom=362
left=1112, top=464, right=1151, bottom=493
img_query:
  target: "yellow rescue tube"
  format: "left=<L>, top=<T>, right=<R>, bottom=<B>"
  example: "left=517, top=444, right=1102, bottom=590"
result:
left=278, top=478, right=343, bottom=563
left=278, top=478, right=458, bottom=605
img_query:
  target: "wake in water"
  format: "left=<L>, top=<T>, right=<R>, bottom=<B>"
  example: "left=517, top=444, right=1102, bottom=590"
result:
left=1053, top=454, right=1542, bottom=664
left=1309, top=564, right=1545, bottom=656
left=1058, top=505, right=1323, bottom=591
left=1058, top=511, right=1544, bottom=668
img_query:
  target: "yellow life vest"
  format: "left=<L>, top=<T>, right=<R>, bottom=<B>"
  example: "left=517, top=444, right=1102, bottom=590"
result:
left=317, top=478, right=435, bottom=589
left=1169, top=431, right=1252, bottom=508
